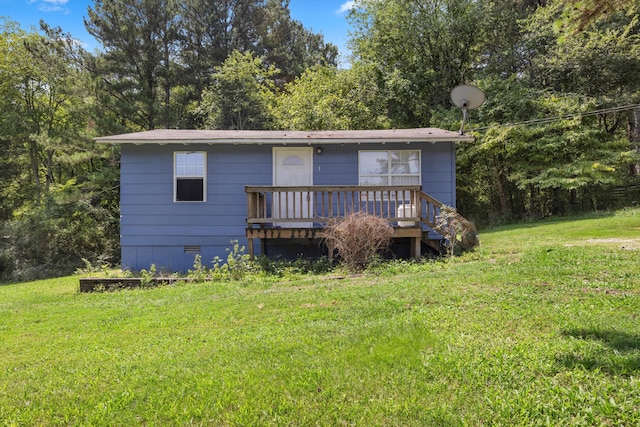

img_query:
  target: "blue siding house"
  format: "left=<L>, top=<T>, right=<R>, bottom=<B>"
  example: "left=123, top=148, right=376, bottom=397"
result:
left=96, top=129, right=477, bottom=272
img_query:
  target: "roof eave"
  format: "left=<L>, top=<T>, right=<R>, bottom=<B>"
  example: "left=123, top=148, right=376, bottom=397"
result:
left=95, top=136, right=474, bottom=145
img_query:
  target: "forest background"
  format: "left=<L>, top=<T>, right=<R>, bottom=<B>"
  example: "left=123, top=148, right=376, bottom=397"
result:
left=1, top=0, right=639, bottom=280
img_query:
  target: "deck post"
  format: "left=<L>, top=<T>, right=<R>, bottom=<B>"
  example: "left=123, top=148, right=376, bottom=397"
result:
left=411, top=236, right=421, bottom=259
left=247, top=235, right=254, bottom=260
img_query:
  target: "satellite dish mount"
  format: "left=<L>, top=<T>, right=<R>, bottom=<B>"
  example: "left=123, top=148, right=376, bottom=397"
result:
left=451, top=84, right=485, bottom=135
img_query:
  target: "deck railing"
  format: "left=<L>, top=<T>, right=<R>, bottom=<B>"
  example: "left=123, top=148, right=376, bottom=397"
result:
left=246, top=185, right=423, bottom=225
left=245, top=185, right=479, bottom=254
left=419, top=191, right=479, bottom=249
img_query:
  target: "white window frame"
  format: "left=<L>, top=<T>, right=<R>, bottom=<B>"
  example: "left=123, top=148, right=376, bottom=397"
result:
left=358, top=149, right=421, bottom=186
left=174, top=151, right=207, bottom=202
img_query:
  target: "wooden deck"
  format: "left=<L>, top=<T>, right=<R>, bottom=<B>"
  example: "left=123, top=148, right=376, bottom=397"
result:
left=245, top=185, right=478, bottom=259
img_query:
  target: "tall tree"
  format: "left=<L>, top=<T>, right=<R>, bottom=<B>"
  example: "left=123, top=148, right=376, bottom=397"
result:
left=524, top=1, right=640, bottom=180
left=0, top=19, right=29, bottom=218
left=176, top=0, right=264, bottom=109
left=255, top=0, right=338, bottom=83
left=0, top=20, right=121, bottom=278
left=524, top=2, right=640, bottom=102
left=87, top=0, right=337, bottom=130
left=452, top=77, right=635, bottom=220
left=196, top=50, right=278, bottom=130
left=349, top=0, right=487, bottom=127
left=85, top=0, right=180, bottom=130
left=273, top=64, right=389, bottom=130
left=477, top=0, right=543, bottom=78
left=0, top=20, right=94, bottom=206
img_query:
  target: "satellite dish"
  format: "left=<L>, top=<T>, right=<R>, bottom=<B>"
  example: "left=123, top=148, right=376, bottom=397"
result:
left=451, top=84, right=485, bottom=135
left=451, top=85, right=485, bottom=110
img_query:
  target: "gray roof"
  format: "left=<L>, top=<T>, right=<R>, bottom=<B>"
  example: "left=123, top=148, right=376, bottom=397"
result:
left=95, top=128, right=474, bottom=144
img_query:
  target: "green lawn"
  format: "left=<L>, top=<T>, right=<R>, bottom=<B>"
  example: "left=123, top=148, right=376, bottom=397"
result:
left=1, top=208, right=639, bottom=426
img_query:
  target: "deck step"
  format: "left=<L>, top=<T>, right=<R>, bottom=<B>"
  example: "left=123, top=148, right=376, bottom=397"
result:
left=421, top=235, right=444, bottom=254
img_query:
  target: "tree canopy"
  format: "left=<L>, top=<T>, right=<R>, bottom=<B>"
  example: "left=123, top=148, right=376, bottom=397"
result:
left=273, top=64, right=390, bottom=130
left=1, top=0, right=640, bottom=280
left=85, top=0, right=338, bottom=130
left=196, top=50, right=278, bottom=130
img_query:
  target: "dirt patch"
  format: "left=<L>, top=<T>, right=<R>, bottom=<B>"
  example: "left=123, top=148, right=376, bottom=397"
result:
left=566, top=238, right=640, bottom=250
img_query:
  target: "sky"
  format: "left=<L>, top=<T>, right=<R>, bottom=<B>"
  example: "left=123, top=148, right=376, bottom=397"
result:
left=0, top=0, right=355, bottom=64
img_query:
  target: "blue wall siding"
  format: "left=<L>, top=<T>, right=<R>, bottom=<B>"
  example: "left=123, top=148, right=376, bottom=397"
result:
left=312, top=142, right=455, bottom=205
left=120, top=142, right=456, bottom=271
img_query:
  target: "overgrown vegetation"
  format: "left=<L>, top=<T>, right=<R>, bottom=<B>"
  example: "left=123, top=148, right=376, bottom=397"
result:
left=0, top=196, right=118, bottom=281
left=319, top=212, right=394, bottom=273
left=1, top=209, right=639, bottom=425
left=189, top=241, right=254, bottom=282
left=435, top=205, right=474, bottom=257
left=79, top=241, right=336, bottom=291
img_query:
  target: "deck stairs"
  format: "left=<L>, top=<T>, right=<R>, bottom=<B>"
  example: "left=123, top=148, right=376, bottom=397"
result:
left=417, top=191, right=479, bottom=254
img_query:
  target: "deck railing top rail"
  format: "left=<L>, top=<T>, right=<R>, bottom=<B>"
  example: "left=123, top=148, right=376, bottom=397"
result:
left=246, top=185, right=422, bottom=225
left=245, top=185, right=422, bottom=193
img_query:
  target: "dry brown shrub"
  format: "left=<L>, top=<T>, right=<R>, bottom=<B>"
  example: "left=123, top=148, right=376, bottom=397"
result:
left=319, top=212, right=393, bottom=273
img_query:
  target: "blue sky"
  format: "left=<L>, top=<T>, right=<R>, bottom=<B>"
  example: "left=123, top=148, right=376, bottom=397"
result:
left=0, top=0, right=355, bottom=63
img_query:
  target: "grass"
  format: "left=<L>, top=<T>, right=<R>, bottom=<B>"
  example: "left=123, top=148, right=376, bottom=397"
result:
left=1, top=208, right=639, bottom=426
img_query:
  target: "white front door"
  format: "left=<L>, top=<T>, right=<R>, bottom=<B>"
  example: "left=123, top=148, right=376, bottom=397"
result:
left=273, top=147, right=313, bottom=227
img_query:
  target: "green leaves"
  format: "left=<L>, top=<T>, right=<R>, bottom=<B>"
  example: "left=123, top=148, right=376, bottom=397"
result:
left=349, top=0, right=488, bottom=126
left=524, top=1, right=640, bottom=100
left=272, top=64, right=390, bottom=130
left=86, top=0, right=338, bottom=130
left=196, top=50, right=278, bottom=130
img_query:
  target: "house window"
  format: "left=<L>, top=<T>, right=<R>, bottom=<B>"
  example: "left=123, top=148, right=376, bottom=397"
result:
left=174, top=152, right=206, bottom=202
left=359, top=150, right=421, bottom=186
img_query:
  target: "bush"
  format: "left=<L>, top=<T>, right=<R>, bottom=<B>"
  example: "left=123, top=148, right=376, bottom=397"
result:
left=185, top=241, right=253, bottom=283
left=435, top=205, right=473, bottom=257
left=319, top=212, right=393, bottom=273
left=0, top=247, right=14, bottom=281
left=1, top=197, right=119, bottom=281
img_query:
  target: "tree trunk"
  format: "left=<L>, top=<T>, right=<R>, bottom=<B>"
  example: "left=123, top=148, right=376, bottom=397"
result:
left=493, top=157, right=510, bottom=215
left=28, top=139, right=42, bottom=206
left=628, top=108, right=640, bottom=177
left=45, top=149, right=55, bottom=192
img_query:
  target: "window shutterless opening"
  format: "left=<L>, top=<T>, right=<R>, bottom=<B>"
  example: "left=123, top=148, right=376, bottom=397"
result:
left=176, top=178, right=204, bottom=202
left=174, top=152, right=206, bottom=202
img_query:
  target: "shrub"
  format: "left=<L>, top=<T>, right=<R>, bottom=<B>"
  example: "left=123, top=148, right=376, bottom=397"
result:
left=224, top=240, right=252, bottom=280
left=435, top=205, right=473, bottom=257
left=319, top=212, right=393, bottom=273
left=1, top=197, right=119, bottom=281
left=188, top=254, right=209, bottom=283
left=188, top=241, right=252, bottom=283
left=139, top=264, right=157, bottom=288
